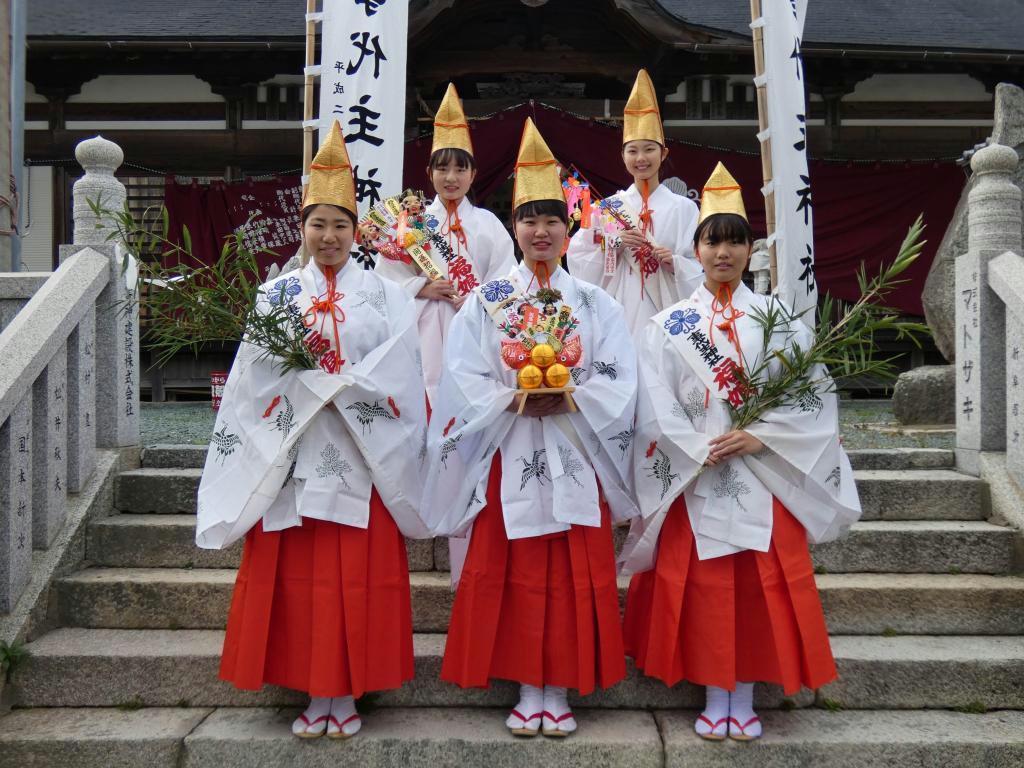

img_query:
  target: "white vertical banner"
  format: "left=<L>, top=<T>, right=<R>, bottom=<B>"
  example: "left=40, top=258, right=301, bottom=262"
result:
left=757, top=0, right=817, bottom=326
left=318, top=0, right=408, bottom=217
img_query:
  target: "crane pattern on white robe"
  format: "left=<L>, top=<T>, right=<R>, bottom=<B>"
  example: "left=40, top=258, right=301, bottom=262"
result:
left=619, top=281, right=861, bottom=574
left=196, top=257, right=430, bottom=550
left=421, top=262, right=640, bottom=541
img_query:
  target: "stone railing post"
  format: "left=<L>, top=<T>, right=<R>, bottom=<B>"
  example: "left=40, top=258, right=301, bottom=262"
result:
left=0, top=395, right=32, bottom=612
left=955, top=143, right=1023, bottom=475
left=65, top=136, right=139, bottom=450
left=72, top=135, right=126, bottom=247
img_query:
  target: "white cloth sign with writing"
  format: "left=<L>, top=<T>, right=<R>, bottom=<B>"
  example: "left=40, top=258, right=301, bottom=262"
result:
left=319, top=0, right=408, bottom=217
left=755, top=0, right=817, bottom=326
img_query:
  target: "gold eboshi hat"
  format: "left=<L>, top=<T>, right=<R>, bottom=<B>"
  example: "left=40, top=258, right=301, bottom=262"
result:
left=699, top=162, right=747, bottom=223
left=623, top=69, right=665, bottom=146
left=512, top=118, right=564, bottom=211
left=431, top=83, right=473, bottom=157
left=302, top=120, right=357, bottom=215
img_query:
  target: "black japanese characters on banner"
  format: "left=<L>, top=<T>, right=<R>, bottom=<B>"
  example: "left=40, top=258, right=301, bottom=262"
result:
left=319, top=0, right=408, bottom=216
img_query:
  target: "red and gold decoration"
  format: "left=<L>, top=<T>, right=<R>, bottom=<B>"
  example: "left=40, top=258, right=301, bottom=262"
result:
left=357, top=187, right=480, bottom=297
left=498, top=286, right=582, bottom=413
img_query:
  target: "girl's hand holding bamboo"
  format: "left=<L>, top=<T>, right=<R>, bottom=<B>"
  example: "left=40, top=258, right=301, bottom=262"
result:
left=706, top=429, right=764, bottom=465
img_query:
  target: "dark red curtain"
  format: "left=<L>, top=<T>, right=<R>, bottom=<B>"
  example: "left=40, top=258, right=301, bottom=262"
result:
left=405, top=103, right=964, bottom=315
left=164, top=176, right=302, bottom=275
left=166, top=102, right=965, bottom=316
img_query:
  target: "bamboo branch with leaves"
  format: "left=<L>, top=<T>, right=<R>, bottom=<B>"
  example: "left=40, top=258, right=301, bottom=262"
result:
left=87, top=197, right=316, bottom=374
left=729, top=215, right=930, bottom=430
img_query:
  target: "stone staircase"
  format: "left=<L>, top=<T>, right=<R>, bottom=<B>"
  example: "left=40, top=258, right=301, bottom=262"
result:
left=2, top=447, right=1023, bottom=766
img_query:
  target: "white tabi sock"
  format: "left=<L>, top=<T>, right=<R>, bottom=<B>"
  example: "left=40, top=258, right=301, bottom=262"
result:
left=542, top=685, right=577, bottom=735
left=728, top=682, right=762, bottom=740
left=327, top=695, right=361, bottom=738
left=695, top=685, right=729, bottom=739
left=506, top=683, right=544, bottom=734
left=292, top=695, right=331, bottom=737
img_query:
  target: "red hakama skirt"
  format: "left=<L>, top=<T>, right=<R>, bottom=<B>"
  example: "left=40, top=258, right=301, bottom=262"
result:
left=219, top=488, right=414, bottom=698
left=441, top=454, right=626, bottom=695
left=623, top=496, right=836, bottom=695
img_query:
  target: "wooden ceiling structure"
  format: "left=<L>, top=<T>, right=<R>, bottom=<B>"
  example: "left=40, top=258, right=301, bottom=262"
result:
left=25, top=0, right=1023, bottom=173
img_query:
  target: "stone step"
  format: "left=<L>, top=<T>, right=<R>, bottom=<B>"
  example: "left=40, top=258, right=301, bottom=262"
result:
left=0, top=707, right=213, bottom=768
left=853, top=469, right=986, bottom=520
left=186, top=707, right=661, bottom=768
left=4, top=707, right=1020, bottom=768
left=141, top=444, right=957, bottom=473
left=14, top=629, right=1024, bottom=710
left=141, top=444, right=207, bottom=469
left=115, top=465, right=985, bottom=521
left=656, top=709, right=1024, bottom=767
left=89, top=515, right=1017, bottom=575
left=812, top=521, right=1017, bottom=574
left=116, top=468, right=202, bottom=514
left=86, top=515, right=435, bottom=571
left=845, top=448, right=954, bottom=470
left=55, top=568, right=1024, bottom=636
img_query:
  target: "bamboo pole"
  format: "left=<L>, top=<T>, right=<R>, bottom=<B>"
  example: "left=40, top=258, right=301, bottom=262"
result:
left=302, top=0, right=318, bottom=192
left=750, top=0, right=778, bottom=291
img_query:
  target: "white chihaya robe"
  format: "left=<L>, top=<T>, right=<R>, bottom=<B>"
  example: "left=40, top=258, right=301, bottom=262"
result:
left=619, top=282, right=862, bottom=575
left=374, top=196, right=516, bottom=404
left=196, top=257, right=430, bottom=549
left=567, top=182, right=702, bottom=337
left=421, top=262, right=639, bottom=540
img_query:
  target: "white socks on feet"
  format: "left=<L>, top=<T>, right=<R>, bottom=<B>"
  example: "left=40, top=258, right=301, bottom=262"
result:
left=327, top=695, right=361, bottom=739
left=292, top=696, right=331, bottom=738
left=291, top=696, right=361, bottom=739
left=507, top=683, right=544, bottom=735
left=694, top=685, right=729, bottom=740
left=728, top=682, right=762, bottom=740
left=542, top=685, right=577, bottom=736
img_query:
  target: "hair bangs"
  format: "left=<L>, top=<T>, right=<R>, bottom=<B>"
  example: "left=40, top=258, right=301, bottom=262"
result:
left=302, top=204, right=356, bottom=227
left=429, top=147, right=476, bottom=171
left=694, top=213, right=753, bottom=246
left=513, top=198, right=569, bottom=225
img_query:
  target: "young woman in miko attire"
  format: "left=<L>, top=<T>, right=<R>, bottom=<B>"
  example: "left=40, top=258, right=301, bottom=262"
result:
left=619, top=164, right=862, bottom=741
left=422, top=119, right=639, bottom=738
left=196, top=121, right=430, bottom=740
left=375, top=83, right=515, bottom=408
left=567, top=68, right=702, bottom=338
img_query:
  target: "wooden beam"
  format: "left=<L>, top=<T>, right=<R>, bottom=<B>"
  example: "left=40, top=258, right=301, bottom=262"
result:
left=302, top=0, right=316, bottom=184
left=416, top=50, right=646, bottom=80
left=750, top=0, right=777, bottom=290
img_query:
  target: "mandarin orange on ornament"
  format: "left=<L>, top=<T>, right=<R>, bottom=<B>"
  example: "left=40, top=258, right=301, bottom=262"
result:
left=518, top=365, right=544, bottom=389
left=545, top=363, right=571, bottom=388
left=530, top=343, right=556, bottom=368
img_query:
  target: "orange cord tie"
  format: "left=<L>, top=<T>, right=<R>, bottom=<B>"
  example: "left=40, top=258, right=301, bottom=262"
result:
left=309, top=162, right=350, bottom=171
left=444, top=198, right=468, bottom=257
left=704, top=283, right=745, bottom=408
left=526, top=259, right=552, bottom=293
left=303, top=264, right=346, bottom=366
